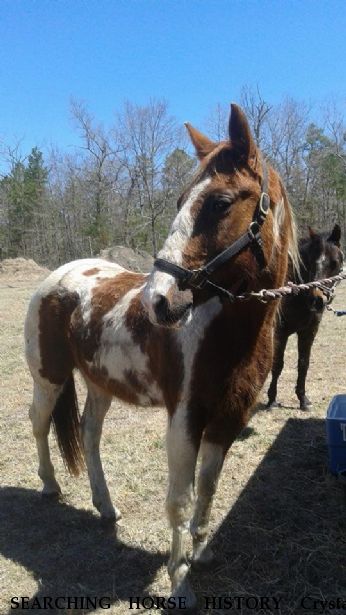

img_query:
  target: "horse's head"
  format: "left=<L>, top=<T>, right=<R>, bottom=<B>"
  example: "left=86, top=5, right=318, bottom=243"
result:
left=300, top=225, right=343, bottom=311
left=143, top=104, right=295, bottom=327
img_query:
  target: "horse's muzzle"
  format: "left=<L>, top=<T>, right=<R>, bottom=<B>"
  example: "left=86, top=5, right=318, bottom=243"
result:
left=151, top=292, right=192, bottom=328
left=309, top=290, right=326, bottom=313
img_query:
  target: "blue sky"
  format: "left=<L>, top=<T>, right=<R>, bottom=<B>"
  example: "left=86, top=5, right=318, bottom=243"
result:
left=0, top=0, right=345, bottom=156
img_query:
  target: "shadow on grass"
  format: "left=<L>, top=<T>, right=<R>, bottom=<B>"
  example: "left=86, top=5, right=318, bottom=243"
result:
left=0, top=487, right=165, bottom=614
left=191, top=418, right=346, bottom=614
left=1, top=420, right=346, bottom=615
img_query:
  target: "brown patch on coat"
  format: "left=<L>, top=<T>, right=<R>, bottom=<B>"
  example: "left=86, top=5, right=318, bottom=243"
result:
left=187, top=299, right=277, bottom=451
left=71, top=271, right=147, bottom=364
left=125, top=294, right=184, bottom=414
left=79, top=363, right=161, bottom=407
left=83, top=267, right=100, bottom=276
left=81, top=364, right=141, bottom=405
left=39, top=290, right=79, bottom=384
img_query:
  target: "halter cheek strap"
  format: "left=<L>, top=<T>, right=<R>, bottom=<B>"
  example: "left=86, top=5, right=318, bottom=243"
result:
left=154, top=158, right=270, bottom=303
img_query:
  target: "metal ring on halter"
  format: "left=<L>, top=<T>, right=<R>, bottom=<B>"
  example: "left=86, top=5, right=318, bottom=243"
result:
left=259, top=192, right=270, bottom=217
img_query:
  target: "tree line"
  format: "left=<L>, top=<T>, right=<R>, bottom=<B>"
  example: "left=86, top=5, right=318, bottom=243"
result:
left=0, top=87, right=345, bottom=268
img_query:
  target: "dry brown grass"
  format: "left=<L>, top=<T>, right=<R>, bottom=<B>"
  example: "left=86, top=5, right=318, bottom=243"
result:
left=1, top=264, right=346, bottom=614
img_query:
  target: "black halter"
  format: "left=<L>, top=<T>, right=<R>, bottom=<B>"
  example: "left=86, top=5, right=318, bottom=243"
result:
left=153, top=159, right=270, bottom=303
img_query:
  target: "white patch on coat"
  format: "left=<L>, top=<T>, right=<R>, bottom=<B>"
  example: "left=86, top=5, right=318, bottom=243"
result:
left=142, top=177, right=211, bottom=320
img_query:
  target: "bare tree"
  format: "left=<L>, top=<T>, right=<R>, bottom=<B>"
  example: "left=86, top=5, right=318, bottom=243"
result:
left=116, top=99, right=183, bottom=255
left=1, top=92, right=344, bottom=265
left=70, top=100, right=124, bottom=252
left=240, top=85, right=271, bottom=149
left=204, top=103, right=228, bottom=142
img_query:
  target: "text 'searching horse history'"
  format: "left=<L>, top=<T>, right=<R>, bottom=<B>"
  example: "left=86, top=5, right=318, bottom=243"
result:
left=25, top=104, right=298, bottom=610
left=267, top=224, right=344, bottom=410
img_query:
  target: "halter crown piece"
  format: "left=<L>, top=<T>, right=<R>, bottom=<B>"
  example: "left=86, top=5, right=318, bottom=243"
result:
left=154, top=157, right=270, bottom=303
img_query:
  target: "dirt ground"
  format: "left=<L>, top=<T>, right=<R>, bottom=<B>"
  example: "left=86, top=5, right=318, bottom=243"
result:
left=0, top=259, right=346, bottom=614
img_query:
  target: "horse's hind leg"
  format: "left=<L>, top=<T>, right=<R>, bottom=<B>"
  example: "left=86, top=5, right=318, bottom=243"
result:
left=267, top=330, right=289, bottom=409
left=190, top=439, right=224, bottom=568
left=29, top=381, right=62, bottom=496
left=81, top=383, right=120, bottom=521
left=296, top=326, right=318, bottom=410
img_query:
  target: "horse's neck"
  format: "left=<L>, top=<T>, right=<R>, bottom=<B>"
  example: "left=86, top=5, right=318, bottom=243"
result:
left=187, top=295, right=271, bottom=343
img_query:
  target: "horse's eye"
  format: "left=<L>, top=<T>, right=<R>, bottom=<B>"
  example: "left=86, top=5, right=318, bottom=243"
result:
left=212, top=196, right=233, bottom=212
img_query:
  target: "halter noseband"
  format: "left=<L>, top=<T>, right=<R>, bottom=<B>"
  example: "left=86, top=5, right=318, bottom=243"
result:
left=154, top=159, right=270, bottom=303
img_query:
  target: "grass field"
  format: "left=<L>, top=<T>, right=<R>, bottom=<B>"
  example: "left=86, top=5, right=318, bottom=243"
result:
left=1, top=265, right=346, bottom=614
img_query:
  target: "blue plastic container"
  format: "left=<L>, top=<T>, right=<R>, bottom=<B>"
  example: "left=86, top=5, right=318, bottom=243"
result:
left=326, top=395, right=346, bottom=475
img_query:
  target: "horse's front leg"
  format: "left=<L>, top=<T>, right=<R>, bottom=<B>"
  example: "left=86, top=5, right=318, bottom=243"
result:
left=190, top=412, right=247, bottom=568
left=190, top=439, right=225, bottom=568
left=166, top=406, right=200, bottom=611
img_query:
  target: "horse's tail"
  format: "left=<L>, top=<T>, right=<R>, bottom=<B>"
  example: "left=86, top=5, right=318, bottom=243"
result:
left=51, top=374, right=85, bottom=476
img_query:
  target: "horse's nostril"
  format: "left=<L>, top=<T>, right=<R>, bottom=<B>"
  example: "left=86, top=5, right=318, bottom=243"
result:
left=153, top=294, right=168, bottom=320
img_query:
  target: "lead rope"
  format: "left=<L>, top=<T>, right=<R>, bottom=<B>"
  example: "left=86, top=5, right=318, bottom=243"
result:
left=234, top=271, right=346, bottom=304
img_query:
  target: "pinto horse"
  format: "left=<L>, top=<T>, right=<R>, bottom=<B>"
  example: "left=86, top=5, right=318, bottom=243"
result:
left=267, top=225, right=343, bottom=410
left=25, top=105, right=298, bottom=610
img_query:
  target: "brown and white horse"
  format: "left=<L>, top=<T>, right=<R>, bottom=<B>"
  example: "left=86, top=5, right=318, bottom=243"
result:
left=25, top=105, right=297, bottom=610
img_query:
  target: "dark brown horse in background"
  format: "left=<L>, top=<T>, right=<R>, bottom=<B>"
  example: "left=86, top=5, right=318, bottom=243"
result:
left=267, top=225, right=343, bottom=410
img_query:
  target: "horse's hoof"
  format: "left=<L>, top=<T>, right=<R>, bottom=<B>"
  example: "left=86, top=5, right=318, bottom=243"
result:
left=266, top=400, right=281, bottom=410
left=93, top=498, right=122, bottom=522
left=114, top=508, right=122, bottom=522
left=100, top=516, right=117, bottom=533
left=169, top=579, right=197, bottom=614
left=300, top=396, right=312, bottom=411
left=190, top=541, right=221, bottom=571
left=41, top=490, right=61, bottom=502
left=100, top=506, right=122, bottom=529
left=190, top=553, right=223, bottom=572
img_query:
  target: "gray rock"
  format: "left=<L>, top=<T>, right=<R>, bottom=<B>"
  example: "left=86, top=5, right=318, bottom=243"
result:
left=98, top=245, right=154, bottom=273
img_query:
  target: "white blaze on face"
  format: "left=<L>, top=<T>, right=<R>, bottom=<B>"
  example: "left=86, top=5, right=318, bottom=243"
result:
left=142, top=177, right=211, bottom=319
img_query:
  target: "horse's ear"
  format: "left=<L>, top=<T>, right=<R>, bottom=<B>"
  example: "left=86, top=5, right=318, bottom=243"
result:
left=184, top=123, right=217, bottom=160
left=308, top=226, right=323, bottom=245
left=328, top=223, right=341, bottom=246
left=229, top=103, right=256, bottom=161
